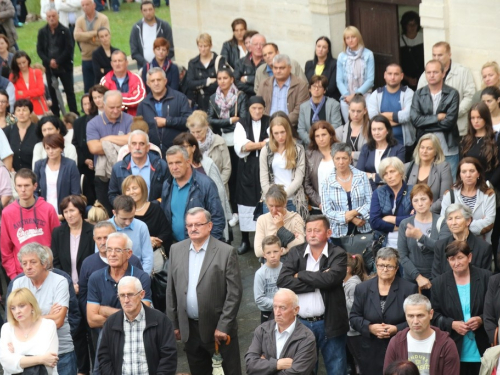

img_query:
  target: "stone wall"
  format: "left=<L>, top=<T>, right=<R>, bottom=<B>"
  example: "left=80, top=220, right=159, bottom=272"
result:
left=169, top=0, right=347, bottom=70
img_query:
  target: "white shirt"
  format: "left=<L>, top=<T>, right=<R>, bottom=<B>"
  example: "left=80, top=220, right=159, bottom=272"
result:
left=45, top=165, right=60, bottom=214
left=32, top=140, right=78, bottom=170
left=275, top=319, right=296, bottom=359
left=317, top=160, right=334, bottom=204
left=297, top=244, right=327, bottom=317
left=186, top=237, right=210, bottom=319
left=234, top=120, right=262, bottom=158
left=407, top=331, right=435, bottom=375
left=142, top=21, right=157, bottom=63
left=272, top=152, right=293, bottom=191
left=374, top=148, right=385, bottom=174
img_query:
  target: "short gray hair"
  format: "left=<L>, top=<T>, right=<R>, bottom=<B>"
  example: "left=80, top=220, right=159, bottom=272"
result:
left=186, top=207, right=211, bottom=222
left=111, top=50, right=127, bottom=60
left=331, top=142, right=352, bottom=158
left=128, top=129, right=149, bottom=145
left=103, top=90, right=122, bottom=104
left=273, top=54, right=291, bottom=67
left=106, top=232, right=133, bottom=250
left=274, top=288, right=299, bottom=308
left=147, top=67, right=166, bottom=79
left=166, top=145, right=189, bottom=160
left=403, top=293, right=432, bottom=313
left=93, top=221, right=116, bottom=235
left=17, top=243, right=50, bottom=268
left=375, top=247, right=400, bottom=263
left=445, top=203, right=473, bottom=221
left=379, top=157, right=405, bottom=180
left=118, top=276, right=143, bottom=292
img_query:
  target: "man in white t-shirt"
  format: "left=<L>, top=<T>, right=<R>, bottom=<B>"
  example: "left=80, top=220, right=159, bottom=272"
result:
left=383, top=294, right=459, bottom=375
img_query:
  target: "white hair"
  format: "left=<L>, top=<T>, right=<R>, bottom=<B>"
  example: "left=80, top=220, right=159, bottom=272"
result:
left=118, top=276, right=143, bottom=292
left=274, top=288, right=299, bottom=308
left=106, top=232, right=133, bottom=250
left=128, top=129, right=149, bottom=145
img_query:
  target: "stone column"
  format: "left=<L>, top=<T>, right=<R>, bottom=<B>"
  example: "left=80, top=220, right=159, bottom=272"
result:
left=309, top=0, right=347, bottom=59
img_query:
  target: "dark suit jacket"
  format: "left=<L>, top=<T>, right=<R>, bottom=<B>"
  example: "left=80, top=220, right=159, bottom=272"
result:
left=431, top=233, right=492, bottom=279
left=350, top=276, right=418, bottom=375
left=34, top=156, right=81, bottom=213
left=72, top=114, right=94, bottom=174
left=405, top=161, right=452, bottom=214
left=483, top=273, right=500, bottom=344
left=36, top=22, right=74, bottom=71
left=304, top=57, right=340, bottom=100
left=166, top=236, right=242, bottom=344
left=52, top=220, right=95, bottom=276
left=277, top=241, right=349, bottom=338
left=431, top=266, right=491, bottom=356
left=357, top=143, right=406, bottom=190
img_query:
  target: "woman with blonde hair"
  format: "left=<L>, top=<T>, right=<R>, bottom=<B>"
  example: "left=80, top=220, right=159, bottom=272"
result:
left=0, top=288, right=59, bottom=374
left=405, top=133, right=452, bottom=214
left=86, top=201, right=109, bottom=225
left=187, top=110, right=232, bottom=193
left=186, top=33, right=229, bottom=111
left=472, top=61, right=500, bottom=104
left=259, top=112, right=307, bottom=218
left=336, top=26, right=375, bottom=123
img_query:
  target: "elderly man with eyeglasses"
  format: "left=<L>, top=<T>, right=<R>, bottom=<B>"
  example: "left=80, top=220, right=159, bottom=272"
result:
left=167, top=206, right=243, bottom=375
left=98, top=276, right=177, bottom=375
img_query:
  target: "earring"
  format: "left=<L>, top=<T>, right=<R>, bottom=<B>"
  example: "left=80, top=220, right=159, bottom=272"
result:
left=31, top=310, right=34, bottom=314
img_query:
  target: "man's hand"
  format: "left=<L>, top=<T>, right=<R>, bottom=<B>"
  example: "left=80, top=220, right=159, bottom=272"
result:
left=277, top=358, right=293, bottom=370
left=241, top=76, right=247, bottom=83
left=155, top=117, right=167, bottom=128
left=73, top=283, right=79, bottom=295
left=85, top=159, right=94, bottom=170
left=49, top=303, right=62, bottom=315
left=214, top=329, right=228, bottom=345
left=415, top=275, right=431, bottom=289
left=50, top=59, right=58, bottom=69
left=381, top=112, right=394, bottom=121
left=174, top=329, right=181, bottom=341
left=437, top=113, right=446, bottom=121
left=405, top=223, right=423, bottom=240
left=466, top=316, right=483, bottom=331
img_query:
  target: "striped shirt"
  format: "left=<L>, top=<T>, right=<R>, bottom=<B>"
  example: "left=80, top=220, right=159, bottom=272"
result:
left=461, top=194, right=477, bottom=211
left=122, top=306, right=149, bottom=375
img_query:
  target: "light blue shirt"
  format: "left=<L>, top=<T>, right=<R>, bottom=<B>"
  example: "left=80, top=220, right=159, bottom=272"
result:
left=108, top=217, right=154, bottom=275
left=266, top=64, right=274, bottom=77
left=130, top=155, right=151, bottom=195
left=270, top=76, right=291, bottom=116
left=457, top=283, right=481, bottom=362
left=186, top=237, right=210, bottom=319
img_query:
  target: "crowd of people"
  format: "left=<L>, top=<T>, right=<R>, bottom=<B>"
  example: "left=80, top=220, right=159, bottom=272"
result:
left=1, top=3, right=500, bottom=375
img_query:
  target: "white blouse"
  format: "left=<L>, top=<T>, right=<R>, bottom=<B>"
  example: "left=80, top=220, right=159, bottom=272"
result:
left=0, top=318, right=59, bottom=375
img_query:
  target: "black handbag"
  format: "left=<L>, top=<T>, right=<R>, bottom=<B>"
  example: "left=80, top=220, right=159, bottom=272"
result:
left=151, top=247, right=168, bottom=313
left=339, top=228, right=373, bottom=255
left=253, top=200, right=264, bottom=221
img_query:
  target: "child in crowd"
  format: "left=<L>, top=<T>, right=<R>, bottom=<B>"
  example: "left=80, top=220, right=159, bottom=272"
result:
left=254, top=235, right=283, bottom=323
left=344, top=253, right=367, bottom=375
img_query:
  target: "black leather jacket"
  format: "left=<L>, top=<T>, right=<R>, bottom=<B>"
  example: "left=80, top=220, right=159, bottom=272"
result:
left=220, top=40, right=240, bottom=71
left=410, top=83, right=460, bottom=150
left=207, top=91, right=248, bottom=134
left=234, top=54, right=265, bottom=97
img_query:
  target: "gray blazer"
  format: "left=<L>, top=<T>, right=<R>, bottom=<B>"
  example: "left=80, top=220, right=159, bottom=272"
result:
left=405, top=161, right=452, bottom=214
left=166, top=236, right=242, bottom=343
left=298, top=97, right=342, bottom=146
left=397, top=214, right=440, bottom=282
left=245, top=319, right=317, bottom=375
left=335, top=123, right=367, bottom=167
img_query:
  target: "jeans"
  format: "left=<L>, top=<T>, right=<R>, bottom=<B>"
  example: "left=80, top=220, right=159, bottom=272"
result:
left=299, top=319, right=347, bottom=375
left=58, top=350, right=77, bottom=375
left=445, top=153, right=459, bottom=182
left=263, top=200, right=296, bottom=214
left=82, top=60, right=95, bottom=93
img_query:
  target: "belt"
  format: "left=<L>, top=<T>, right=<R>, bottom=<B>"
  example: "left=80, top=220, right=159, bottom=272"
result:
left=299, top=315, right=324, bottom=322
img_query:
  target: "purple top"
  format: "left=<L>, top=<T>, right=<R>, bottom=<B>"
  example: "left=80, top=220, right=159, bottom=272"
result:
left=86, top=112, right=133, bottom=142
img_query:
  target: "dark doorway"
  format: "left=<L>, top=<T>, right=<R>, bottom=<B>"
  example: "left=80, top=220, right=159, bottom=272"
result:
left=347, top=0, right=422, bottom=88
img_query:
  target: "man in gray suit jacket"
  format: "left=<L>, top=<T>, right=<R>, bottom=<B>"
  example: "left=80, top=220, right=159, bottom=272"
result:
left=167, top=207, right=243, bottom=375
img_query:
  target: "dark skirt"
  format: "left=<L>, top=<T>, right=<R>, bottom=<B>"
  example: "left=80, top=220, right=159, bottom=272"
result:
left=236, top=153, right=261, bottom=207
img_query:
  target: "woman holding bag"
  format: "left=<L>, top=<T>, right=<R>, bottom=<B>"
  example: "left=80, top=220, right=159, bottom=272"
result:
left=9, top=51, right=49, bottom=116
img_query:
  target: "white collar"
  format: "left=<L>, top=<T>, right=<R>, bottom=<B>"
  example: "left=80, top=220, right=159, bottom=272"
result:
left=303, top=243, right=329, bottom=258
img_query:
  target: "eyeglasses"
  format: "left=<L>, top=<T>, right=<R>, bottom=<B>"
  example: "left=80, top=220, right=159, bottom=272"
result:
left=117, top=290, right=143, bottom=300
left=376, top=264, right=397, bottom=270
left=185, top=222, right=210, bottom=229
left=106, top=248, right=128, bottom=254
left=311, top=85, right=324, bottom=90
left=0, top=100, right=7, bottom=104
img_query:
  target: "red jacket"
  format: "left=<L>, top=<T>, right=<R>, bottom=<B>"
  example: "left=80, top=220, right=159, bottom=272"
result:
left=9, top=68, right=49, bottom=115
left=1, top=197, right=60, bottom=279
left=100, top=70, right=146, bottom=116
left=384, top=326, right=460, bottom=375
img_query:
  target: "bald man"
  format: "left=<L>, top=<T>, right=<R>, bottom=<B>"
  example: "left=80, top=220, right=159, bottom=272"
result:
left=37, top=9, right=78, bottom=116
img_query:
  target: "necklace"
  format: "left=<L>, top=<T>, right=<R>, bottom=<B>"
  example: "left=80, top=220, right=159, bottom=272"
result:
left=337, top=172, right=352, bottom=183
left=476, top=136, right=483, bottom=144
left=20, top=322, right=36, bottom=339
left=136, top=202, right=147, bottom=212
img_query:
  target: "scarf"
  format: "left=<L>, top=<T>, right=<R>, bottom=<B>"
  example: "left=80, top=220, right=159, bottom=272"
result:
left=198, top=127, right=215, bottom=156
left=345, top=47, right=366, bottom=95
left=214, top=83, right=238, bottom=119
left=310, top=96, right=326, bottom=123
left=152, top=57, right=173, bottom=73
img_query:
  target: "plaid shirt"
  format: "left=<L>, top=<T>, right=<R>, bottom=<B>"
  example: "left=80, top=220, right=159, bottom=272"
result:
left=122, top=305, right=149, bottom=375
left=321, top=165, right=372, bottom=237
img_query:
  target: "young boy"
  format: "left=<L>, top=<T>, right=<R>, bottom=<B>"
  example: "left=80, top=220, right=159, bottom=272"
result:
left=254, top=235, right=283, bottom=323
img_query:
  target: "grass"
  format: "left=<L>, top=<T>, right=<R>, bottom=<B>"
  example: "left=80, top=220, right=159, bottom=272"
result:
left=17, top=0, right=171, bottom=68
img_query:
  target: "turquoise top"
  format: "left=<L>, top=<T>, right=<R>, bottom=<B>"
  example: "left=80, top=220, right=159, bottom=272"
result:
left=456, top=283, right=481, bottom=362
